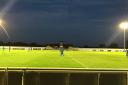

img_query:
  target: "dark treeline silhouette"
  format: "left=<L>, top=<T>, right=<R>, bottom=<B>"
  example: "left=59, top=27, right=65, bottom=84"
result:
left=97, top=43, right=119, bottom=48
left=98, top=44, right=106, bottom=48
left=0, top=41, right=41, bottom=47
left=0, top=41, right=128, bottom=48
left=126, top=40, right=128, bottom=49
left=0, top=41, right=74, bottom=48
left=42, top=43, right=74, bottom=49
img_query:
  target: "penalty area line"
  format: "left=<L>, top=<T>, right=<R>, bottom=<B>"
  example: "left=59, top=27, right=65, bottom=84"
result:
left=70, top=58, right=85, bottom=68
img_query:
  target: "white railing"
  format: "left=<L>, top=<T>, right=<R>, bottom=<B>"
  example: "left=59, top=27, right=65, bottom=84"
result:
left=0, top=46, right=125, bottom=52
left=0, top=46, right=45, bottom=50
left=77, top=48, right=124, bottom=52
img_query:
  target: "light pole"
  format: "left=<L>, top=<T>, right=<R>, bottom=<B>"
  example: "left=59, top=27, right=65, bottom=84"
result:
left=0, top=19, right=10, bottom=51
left=0, top=19, right=9, bottom=38
left=0, top=19, right=4, bottom=51
left=119, top=22, right=128, bottom=51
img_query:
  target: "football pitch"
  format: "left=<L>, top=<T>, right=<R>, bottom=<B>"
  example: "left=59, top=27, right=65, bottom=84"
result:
left=0, top=50, right=127, bottom=69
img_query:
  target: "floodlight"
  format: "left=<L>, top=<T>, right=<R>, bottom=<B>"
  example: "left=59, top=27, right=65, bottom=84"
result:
left=119, top=22, right=128, bottom=29
left=119, top=21, right=128, bottom=51
left=0, top=19, right=2, bottom=25
left=0, top=19, right=9, bottom=38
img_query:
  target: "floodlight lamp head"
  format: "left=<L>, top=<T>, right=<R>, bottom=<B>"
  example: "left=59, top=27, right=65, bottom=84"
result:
left=0, top=20, right=2, bottom=25
left=119, top=22, right=128, bottom=30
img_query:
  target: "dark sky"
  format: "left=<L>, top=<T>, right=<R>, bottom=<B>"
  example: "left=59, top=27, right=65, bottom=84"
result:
left=0, top=0, right=128, bottom=46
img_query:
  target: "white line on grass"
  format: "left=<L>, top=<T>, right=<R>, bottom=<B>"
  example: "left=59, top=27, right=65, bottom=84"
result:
left=70, top=57, right=85, bottom=68
left=67, top=53, right=86, bottom=68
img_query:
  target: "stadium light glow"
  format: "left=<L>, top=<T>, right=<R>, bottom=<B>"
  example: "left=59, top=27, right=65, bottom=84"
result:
left=0, top=19, right=2, bottom=25
left=119, top=22, right=128, bottom=29
left=119, top=21, right=128, bottom=51
left=0, top=19, right=10, bottom=39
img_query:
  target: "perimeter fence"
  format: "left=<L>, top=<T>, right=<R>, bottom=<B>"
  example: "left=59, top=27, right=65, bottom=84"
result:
left=0, top=68, right=127, bottom=85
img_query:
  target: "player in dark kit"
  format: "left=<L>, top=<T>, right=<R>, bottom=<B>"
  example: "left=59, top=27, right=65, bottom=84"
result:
left=59, top=41, right=64, bottom=56
left=126, top=49, right=128, bottom=57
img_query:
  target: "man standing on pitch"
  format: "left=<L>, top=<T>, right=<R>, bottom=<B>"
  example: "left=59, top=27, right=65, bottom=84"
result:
left=59, top=41, right=64, bottom=56
left=126, top=49, right=128, bottom=57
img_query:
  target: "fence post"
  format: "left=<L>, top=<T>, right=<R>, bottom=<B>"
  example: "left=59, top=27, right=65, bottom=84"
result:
left=4, top=68, right=8, bottom=85
left=36, top=72, right=40, bottom=85
left=97, top=73, right=101, bottom=85
left=22, top=70, right=25, bottom=85
left=65, top=73, right=70, bottom=85
left=126, top=72, right=128, bottom=85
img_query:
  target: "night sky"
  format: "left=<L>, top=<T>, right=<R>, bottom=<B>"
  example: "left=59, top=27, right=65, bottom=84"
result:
left=0, top=0, right=128, bottom=46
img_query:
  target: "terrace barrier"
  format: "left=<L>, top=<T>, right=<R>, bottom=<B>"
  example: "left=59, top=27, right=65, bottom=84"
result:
left=0, top=68, right=127, bottom=85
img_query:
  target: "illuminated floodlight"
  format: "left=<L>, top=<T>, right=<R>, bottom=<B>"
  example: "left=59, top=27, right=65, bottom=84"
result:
left=0, top=19, right=2, bottom=25
left=119, top=21, right=128, bottom=51
left=119, top=22, right=128, bottom=30
left=0, top=19, right=10, bottom=39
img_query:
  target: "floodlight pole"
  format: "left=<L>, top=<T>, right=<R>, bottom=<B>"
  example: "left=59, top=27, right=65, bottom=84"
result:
left=120, top=22, right=128, bottom=51
left=124, top=27, right=126, bottom=51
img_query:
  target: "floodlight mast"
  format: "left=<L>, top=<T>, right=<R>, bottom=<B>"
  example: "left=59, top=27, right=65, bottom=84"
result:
left=0, top=19, right=10, bottom=39
left=119, top=22, right=128, bottom=51
left=0, top=19, right=11, bottom=51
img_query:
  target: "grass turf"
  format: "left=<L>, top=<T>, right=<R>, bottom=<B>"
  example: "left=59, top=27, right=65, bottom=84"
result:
left=0, top=50, right=127, bottom=68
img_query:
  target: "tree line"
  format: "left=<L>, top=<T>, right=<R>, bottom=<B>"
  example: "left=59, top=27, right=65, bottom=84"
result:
left=0, top=40, right=128, bottom=49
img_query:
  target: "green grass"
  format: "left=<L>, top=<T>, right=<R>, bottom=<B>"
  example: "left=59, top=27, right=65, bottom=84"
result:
left=0, top=50, right=127, bottom=69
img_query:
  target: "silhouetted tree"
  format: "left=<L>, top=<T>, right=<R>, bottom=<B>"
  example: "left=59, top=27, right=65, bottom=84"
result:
left=13, top=42, right=28, bottom=46
left=29, top=42, right=41, bottom=47
left=126, top=40, right=128, bottom=49
left=83, top=45, right=89, bottom=48
left=98, top=43, right=106, bottom=48
left=0, top=41, right=3, bottom=46
left=108, top=43, right=118, bottom=48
